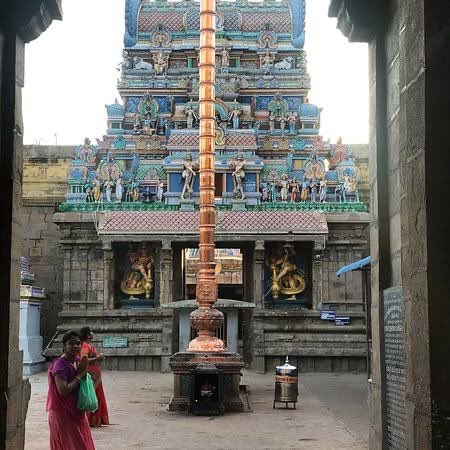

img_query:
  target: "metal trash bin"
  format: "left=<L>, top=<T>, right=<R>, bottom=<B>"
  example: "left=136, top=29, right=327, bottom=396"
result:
left=273, top=356, right=298, bottom=409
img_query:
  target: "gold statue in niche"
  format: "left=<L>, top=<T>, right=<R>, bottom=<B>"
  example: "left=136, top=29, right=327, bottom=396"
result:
left=267, top=244, right=306, bottom=300
left=120, top=243, right=154, bottom=299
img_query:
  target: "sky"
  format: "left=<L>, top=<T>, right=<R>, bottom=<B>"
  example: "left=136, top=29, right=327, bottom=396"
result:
left=22, top=0, right=368, bottom=146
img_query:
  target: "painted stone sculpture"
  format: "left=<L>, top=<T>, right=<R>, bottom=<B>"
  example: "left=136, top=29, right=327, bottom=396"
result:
left=280, top=176, right=289, bottom=202
left=120, top=243, right=154, bottom=299
left=268, top=93, right=289, bottom=118
left=98, top=153, right=122, bottom=182
left=257, top=24, right=278, bottom=49
left=180, top=154, right=197, bottom=200
left=221, top=48, right=230, bottom=67
left=152, top=52, right=169, bottom=74
left=231, top=154, right=246, bottom=199
left=77, top=138, right=96, bottom=163
left=268, top=244, right=306, bottom=300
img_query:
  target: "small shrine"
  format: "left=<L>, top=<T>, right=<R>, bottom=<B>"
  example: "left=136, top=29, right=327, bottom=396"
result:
left=46, top=0, right=370, bottom=374
left=19, top=257, right=46, bottom=375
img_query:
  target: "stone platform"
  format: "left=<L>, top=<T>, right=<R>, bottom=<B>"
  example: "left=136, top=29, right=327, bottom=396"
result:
left=169, top=351, right=245, bottom=412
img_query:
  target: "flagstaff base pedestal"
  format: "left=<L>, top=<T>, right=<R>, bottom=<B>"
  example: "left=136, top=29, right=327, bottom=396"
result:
left=168, top=351, right=245, bottom=412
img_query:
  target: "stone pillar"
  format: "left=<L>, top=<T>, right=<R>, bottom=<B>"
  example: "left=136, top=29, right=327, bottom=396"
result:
left=19, top=288, right=46, bottom=375
left=78, top=245, right=89, bottom=309
left=226, top=309, right=239, bottom=353
left=330, top=1, right=450, bottom=447
left=311, top=250, right=323, bottom=311
left=178, top=308, right=191, bottom=352
left=103, top=243, right=114, bottom=310
left=334, top=246, right=347, bottom=303
left=62, top=244, right=73, bottom=308
left=0, top=35, right=30, bottom=447
left=398, top=3, right=450, bottom=447
left=253, top=240, right=265, bottom=309
left=172, top=245, right=184, bottom=301
left=251, top=241, right=266, bottom=372
left=366, top=33, right=393, bottom=450
left=242, top=243, right=252, bottom=302
left=159, top=241, right=173, bottom=305
left=322, top=249, right=330, bottom=307
left=252, top=315, right=265, bottom=373
left=0, top=4, right=61, bottom=447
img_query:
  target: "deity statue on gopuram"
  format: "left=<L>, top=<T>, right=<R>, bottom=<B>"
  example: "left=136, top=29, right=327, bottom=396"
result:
left=61, top=0, right=366, bottom=211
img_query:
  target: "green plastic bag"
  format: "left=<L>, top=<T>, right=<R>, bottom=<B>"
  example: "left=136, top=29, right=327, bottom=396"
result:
left=77, top=373, right=98, bottom=412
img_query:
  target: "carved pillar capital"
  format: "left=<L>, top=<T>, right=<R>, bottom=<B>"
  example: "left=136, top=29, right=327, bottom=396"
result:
left=16, top=0, right=62, bottom=43
left=255, top=240, right=265, bottom=253
left=313, top=235, right=326, bottom=252
left=312, top=249, right=324, bottom=311
left=161, top=240, right=172, bottom=252
left=101, top=239, right=112, bottom=252
left=328, top=0, right=378, bottom=43
left=253, top=240, right=266, bottom=309
left=103, top=247, right=115, bottom=310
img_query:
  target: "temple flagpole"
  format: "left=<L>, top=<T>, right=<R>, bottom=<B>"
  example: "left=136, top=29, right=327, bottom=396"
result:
left=188, top=0, right=225, bottom=352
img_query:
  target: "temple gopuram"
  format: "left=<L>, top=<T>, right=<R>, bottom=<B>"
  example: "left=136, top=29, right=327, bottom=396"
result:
left=43, top=0, right=370, bottom=372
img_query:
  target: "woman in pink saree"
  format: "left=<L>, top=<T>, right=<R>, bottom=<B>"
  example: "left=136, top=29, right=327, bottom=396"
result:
left=46, top=330, right=96, bottom=450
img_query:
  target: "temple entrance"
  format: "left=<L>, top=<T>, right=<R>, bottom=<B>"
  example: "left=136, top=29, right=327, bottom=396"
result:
left=171, top=243, right=253, bottom=361
left=183, top=248, right=243, bottom=300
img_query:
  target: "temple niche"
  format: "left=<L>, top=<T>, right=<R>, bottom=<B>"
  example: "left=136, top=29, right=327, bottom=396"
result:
left=45, top=0, right=370, bottom=373
left=116, top=243, right=156, bottom=308
left=264, top=243, right=311, bottom=308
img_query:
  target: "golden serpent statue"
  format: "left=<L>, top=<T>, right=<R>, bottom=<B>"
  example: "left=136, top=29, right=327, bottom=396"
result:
left=268, top=244, right=306, bottom=300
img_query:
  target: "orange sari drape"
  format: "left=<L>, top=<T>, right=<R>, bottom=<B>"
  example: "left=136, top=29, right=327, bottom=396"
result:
left=81, top=342, right=110, bottom=427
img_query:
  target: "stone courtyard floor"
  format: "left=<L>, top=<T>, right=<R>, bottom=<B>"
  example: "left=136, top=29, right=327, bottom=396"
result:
left=25, top=371, right=368, bottom=450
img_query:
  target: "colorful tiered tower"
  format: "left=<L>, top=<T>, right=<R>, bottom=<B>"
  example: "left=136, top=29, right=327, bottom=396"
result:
left=62, top=0, right=364, bottom=213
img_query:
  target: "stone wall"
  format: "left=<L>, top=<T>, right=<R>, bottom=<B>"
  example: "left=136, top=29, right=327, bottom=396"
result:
left=22, top=206, right=62, bottom=345
left=21, top=146, right=73, bottom=346
left=46, top=310, right=173, bottom=372
left=330, top=0, right=450, bottom=447
left=45, top=214, right=175, bottom=370
left=22, top=145, right=73, bottom=205
left=250, top=215, right=369, bottom=373
left=253, top=310, right=367, bottom=373
left=0, top=2, right=62, bottom=447
left=47, top=210, right=369, bottom=373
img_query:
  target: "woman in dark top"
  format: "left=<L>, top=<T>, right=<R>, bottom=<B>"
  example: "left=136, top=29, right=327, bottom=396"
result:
left=46, top=330, right=95, bottom=450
